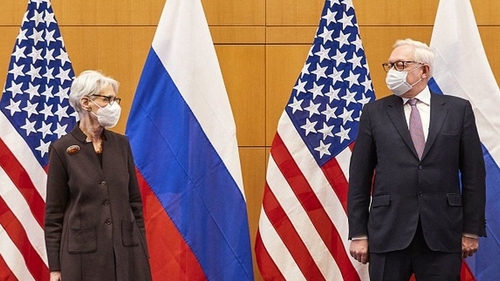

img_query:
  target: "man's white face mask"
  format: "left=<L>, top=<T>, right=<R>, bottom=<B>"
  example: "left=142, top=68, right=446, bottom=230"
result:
left=385, top=66, right=422, bottom=96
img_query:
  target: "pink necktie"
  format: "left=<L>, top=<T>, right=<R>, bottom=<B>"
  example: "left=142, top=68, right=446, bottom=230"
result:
left=408, top=98, right=425, bottom=159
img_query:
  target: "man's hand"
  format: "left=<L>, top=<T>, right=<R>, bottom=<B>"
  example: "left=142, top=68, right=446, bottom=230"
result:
left=349, top=239, right=369, bottom=264
left=462, top=236, right=479, bottom=258
left=50, top=271, right=61, bottom=281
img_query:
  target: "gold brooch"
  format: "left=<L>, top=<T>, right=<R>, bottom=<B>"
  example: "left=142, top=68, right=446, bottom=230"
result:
left=66, top=145, right=80, bottom=155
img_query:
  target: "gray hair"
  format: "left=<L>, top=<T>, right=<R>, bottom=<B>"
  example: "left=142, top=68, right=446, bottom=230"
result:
left=69, top=70, right=120, bottom=114
left=393, top=38, right=435, bottom=77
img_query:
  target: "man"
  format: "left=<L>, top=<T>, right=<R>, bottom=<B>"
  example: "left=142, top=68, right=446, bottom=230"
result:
left=347, top=38, right=486, bottom=280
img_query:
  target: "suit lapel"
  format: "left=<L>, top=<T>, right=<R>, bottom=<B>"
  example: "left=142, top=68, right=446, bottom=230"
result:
left=421, top=93, right=448, bottom=159
left=385, top=96, right=419, bottom=158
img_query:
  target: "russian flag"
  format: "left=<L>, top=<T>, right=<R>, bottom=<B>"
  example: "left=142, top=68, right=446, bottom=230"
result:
left=125, top=0, right=254, bottom=280
left=428, top=0, right=500, bottom=280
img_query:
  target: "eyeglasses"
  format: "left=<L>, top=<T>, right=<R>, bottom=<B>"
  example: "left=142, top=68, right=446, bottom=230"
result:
left=90, top=94, right=121, bottom=105
left=382, top=61, right=424, bottom=72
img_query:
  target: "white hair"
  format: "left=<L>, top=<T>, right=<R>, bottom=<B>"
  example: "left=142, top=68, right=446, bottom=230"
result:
left=394, top=38, right=435, bottom=77
left=69, top=70, right=119, bottom=114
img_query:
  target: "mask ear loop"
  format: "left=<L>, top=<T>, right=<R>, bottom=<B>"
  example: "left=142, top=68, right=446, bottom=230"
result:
left=410, top=78, right=422, bottom=87
left=407, top=65, right=424, bottom=87
left=88, top=98, right=107, bottom=110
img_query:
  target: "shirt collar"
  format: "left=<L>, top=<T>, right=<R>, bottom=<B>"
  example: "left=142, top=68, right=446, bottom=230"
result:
left=402, top=86, right=431, bottom=106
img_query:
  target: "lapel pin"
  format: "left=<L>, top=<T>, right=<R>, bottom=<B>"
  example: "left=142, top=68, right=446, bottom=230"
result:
left=66, top=145, right=80, bottom=155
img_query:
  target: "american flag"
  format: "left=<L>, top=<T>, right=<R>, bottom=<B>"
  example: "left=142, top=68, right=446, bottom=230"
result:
left=0, top=0, right=76, bottom=280
left=255, top=0, right=374, bottom=280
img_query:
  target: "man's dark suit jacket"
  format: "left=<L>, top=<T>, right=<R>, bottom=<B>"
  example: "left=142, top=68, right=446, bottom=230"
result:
left=347, top=93, right=486, bottom=254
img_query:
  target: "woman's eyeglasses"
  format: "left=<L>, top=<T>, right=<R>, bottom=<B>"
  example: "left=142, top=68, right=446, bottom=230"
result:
left=90, top=94, right=121, bottom=105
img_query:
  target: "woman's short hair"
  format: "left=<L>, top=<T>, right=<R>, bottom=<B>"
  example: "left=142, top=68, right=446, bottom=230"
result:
left=393, top=38, right=435, bottom=77
left=69, top=70, right=119, bottom=114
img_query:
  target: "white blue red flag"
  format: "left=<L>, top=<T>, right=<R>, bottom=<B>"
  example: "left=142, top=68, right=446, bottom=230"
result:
left=0, top=0, right=76, bottom=280
left=125, top=0, right=254, bottom=280
left=429, top=0, right=500, bottom=280
left=255, top=0, right=374, bottom=280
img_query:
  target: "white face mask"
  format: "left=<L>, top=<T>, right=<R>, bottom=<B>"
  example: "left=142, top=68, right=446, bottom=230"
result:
left=385, top=66, right=422, bottom=96
left=90, top=100, right=121, bottom=128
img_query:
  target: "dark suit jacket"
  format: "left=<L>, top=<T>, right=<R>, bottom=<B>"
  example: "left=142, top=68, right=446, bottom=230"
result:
left=45, top=125, right=152, bottom=280
left=347, top=93, right=486, bottom=254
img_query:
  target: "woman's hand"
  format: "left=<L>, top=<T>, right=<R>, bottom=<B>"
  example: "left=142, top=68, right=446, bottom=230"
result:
left=50, top=271, right=61, bottom=281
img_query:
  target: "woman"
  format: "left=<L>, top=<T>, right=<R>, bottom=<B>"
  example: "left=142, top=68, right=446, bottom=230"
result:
left=44, top=70, right=152, bottom=281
